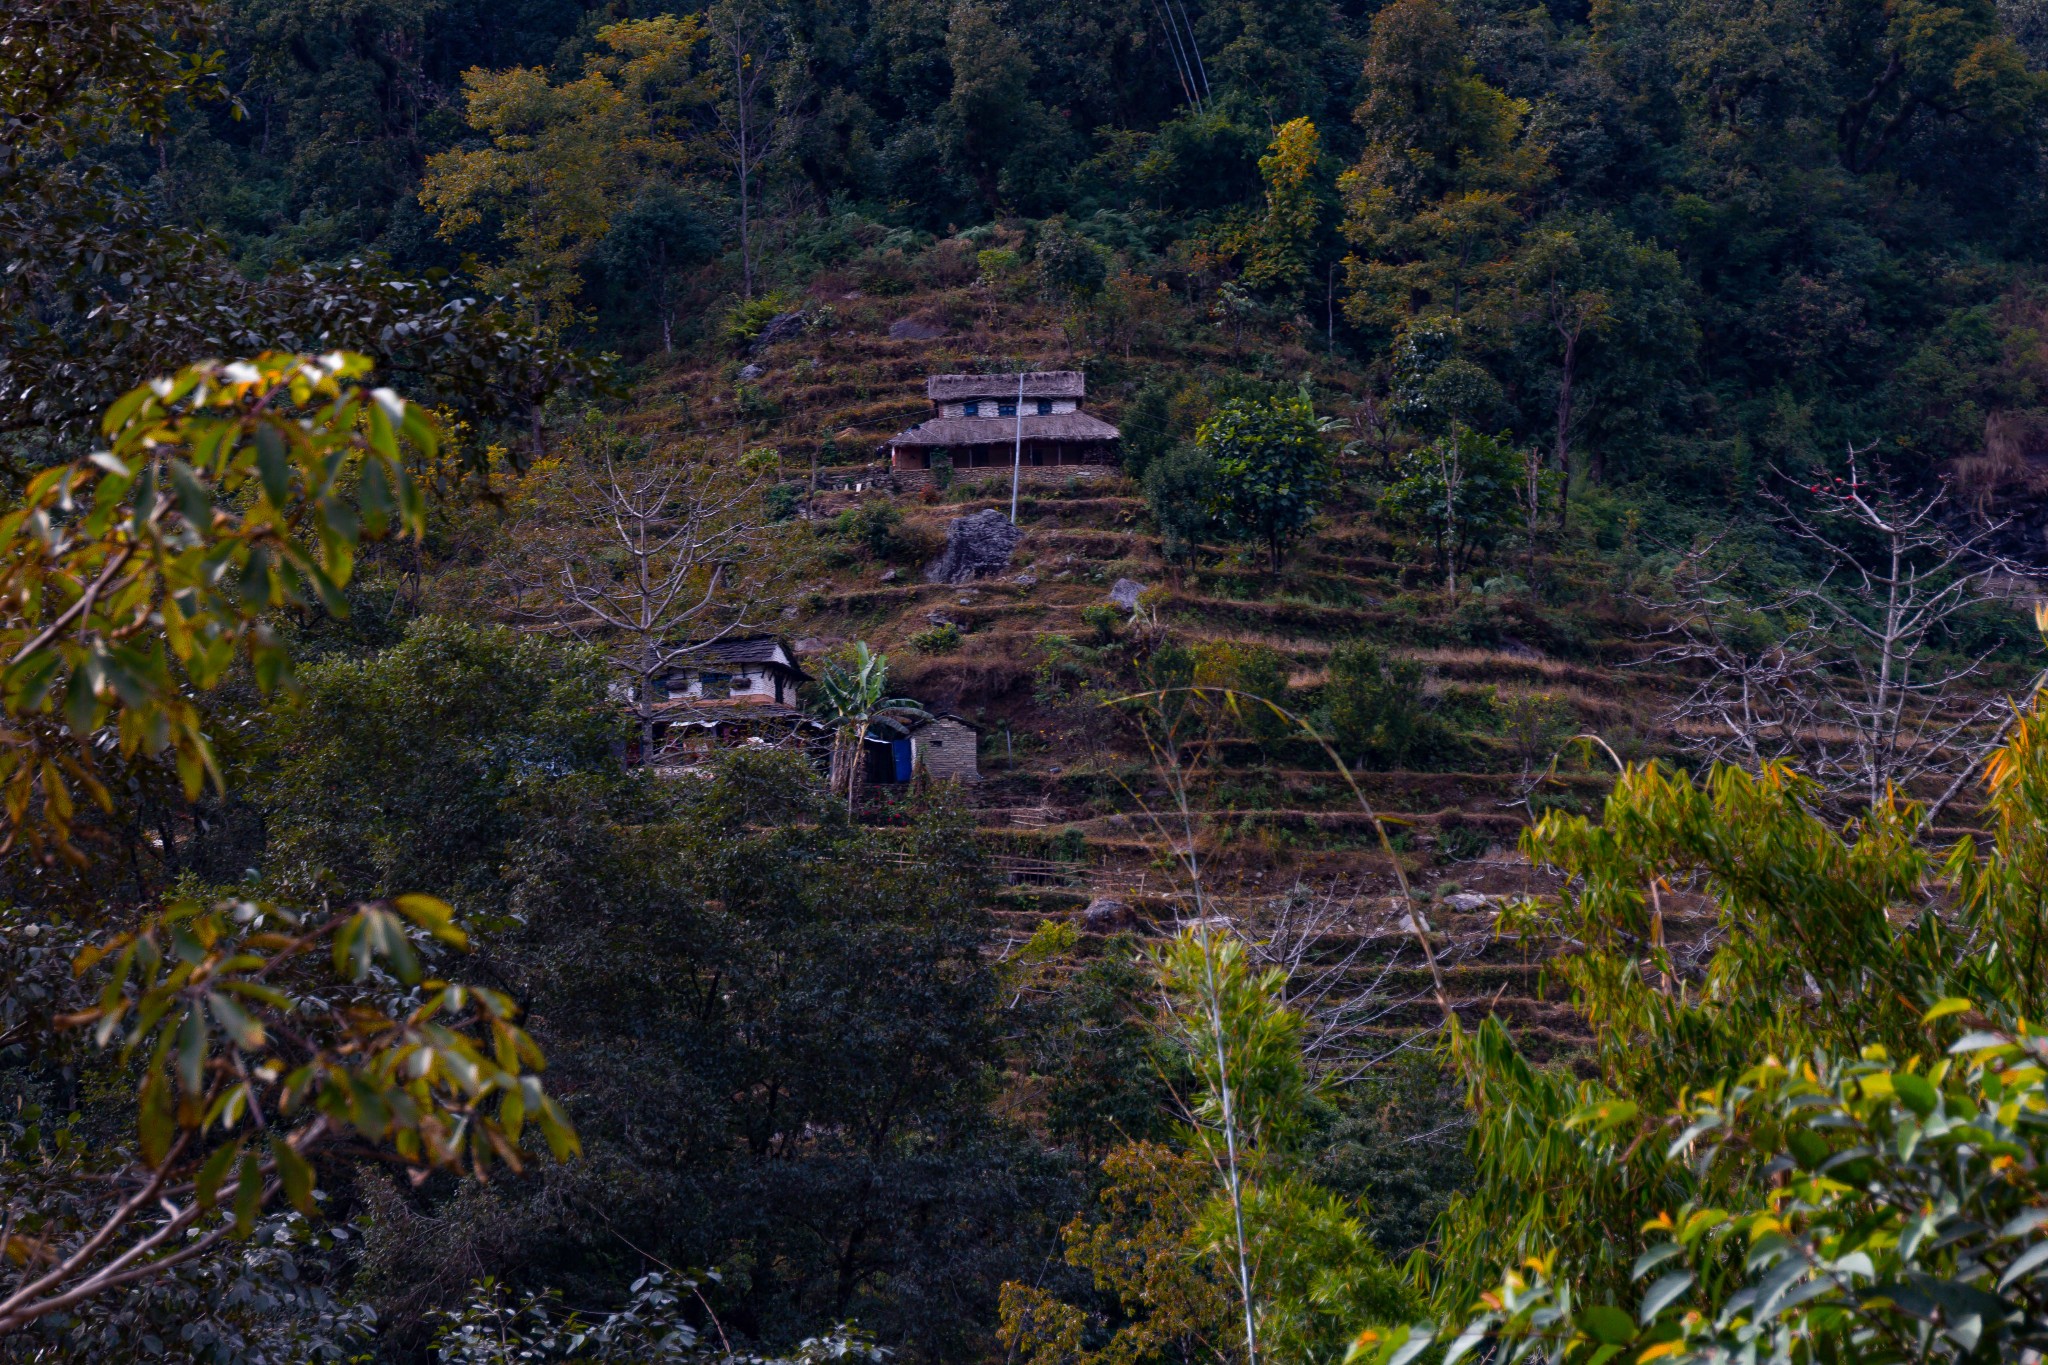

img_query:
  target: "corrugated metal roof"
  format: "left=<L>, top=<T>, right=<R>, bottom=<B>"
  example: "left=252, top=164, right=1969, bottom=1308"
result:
left=927, top=371, right=1085, bottom=401
left=886, top=411, right=1121, bottom=447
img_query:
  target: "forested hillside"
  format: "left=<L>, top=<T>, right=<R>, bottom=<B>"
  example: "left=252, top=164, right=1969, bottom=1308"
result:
left=10, top=0, right=2048, bottom=1362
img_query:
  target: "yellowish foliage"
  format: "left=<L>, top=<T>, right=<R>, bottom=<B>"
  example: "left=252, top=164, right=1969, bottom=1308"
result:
left=1000, top=1141, right=1239, bottom=1365
left=418, top=15, right=711, bottom=326
left=1339, top=0, right=1552, bottom=337
left=1243, top=118, right=1324, bottom=295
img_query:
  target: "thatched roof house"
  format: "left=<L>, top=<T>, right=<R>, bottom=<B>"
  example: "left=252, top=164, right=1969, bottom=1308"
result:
left=884, top=371, right=1120, bottom=481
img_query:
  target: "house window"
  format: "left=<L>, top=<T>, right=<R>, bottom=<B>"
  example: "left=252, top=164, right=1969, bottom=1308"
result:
left=1036, top=399, right=1052, bottom=415
left=700, top=671, right=732, bottom=699
left=997, top=402, right=1016, bottom=417
left=963, top=401, right=980, bottom=416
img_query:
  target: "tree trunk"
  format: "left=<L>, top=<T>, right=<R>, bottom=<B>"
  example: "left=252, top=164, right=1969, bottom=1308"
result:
left=1553, top=328, right=1577, bottom=530
left=1524, top=443, right=1541, bottom=584
left=735, top=32, right=754, bottom=302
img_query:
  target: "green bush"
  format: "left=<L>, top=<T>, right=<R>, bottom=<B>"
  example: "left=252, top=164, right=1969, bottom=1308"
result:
left=1143, top=445, right=1218, bottom=563
left=834, top=501, right=905, bottom=560
left=1080, top=603, right=1123, bottom=642
left=1437, top=825, right=1491, bottom=861
left=723, top=294, right=797, bottom=347
left=1323, top=641, right=1444, bottom=769
left=910, top=622, right=962, bottom=654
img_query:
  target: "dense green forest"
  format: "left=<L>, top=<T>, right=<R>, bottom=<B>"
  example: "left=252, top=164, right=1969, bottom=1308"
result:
left=11, top=0, right=2048, bottom=1362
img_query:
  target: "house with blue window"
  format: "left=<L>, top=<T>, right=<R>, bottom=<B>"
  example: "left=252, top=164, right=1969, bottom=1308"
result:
left=884, top=371, right=1120, bottom=485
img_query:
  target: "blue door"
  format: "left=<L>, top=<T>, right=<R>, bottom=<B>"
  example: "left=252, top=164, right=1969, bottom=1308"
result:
left=891, top=738, right=914, bottom=783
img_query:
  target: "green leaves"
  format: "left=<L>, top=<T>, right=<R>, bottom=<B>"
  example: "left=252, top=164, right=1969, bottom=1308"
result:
left=62, top=888, right=575, bottom=1205
left=1, top=352, right=439, bottom=860
left=1196, top=388, right=1335, bottom=571
left=1372, top=1025, right=2048, bottom=1365
left=1375, top=423, right=1524, bottom=588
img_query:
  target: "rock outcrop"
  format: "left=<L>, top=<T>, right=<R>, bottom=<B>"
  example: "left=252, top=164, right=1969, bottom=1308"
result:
left=924, top=509, right=1022, bottom=585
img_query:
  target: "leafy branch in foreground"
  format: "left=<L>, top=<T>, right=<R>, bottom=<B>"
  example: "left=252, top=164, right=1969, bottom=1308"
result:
left=1354, top=1016, right=2048, bottom=1365
left=0, top=352, right=577, bottom=1340
left=0, top=891, right=573, bottom=1338
left=1354, top=689, right=2048, bottom=1365
left=0, top=351, right=431, bottom=857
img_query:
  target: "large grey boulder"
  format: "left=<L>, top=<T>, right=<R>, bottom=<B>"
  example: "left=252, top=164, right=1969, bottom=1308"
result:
left=924, top=509, right=1022, bottom=585
left=1108, top=578, right=1146, bottom=611
left=749, top=310, right=809, bottom=351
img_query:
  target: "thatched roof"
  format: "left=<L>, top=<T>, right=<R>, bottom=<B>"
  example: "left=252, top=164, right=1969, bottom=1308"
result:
left=927, top=371, right=1085, bottom=402
left=886, top=411, right=1120, bottom=448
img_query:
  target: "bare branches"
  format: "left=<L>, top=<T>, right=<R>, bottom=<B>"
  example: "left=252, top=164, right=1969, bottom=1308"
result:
left=1233, top=881, right=1475, bottom=1085
left=527, top=442, right=788, bottom=762
left=1639, top=447, right=2043, bottom=822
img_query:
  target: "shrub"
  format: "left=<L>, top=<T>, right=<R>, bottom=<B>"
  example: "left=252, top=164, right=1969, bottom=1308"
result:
left=1437, top=825, right=1491, bottom=861
left=1324, top=641, right=1443, bottom=768
left=723, top=293, right=797, bottom=347
left=834, top=502, right=905, bottom=559
left=1049, top=828, right=1090, bottom=863
left=1191, top=639, right=1293, bottom=743
left=1144, top=445, right=1218, bottom=564
left=977, top=247, right=1022, bottom=284
left=1080, top=603, right=1123, bottom=642
left=910, top=622, right=962, bottom=654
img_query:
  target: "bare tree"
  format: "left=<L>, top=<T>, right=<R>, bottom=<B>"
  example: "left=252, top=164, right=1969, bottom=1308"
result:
left=536, top=445, right=786, bottom=762
left=1233, top=881, right=1475, bottom=1084
left=1641, top=448, right=2043, bottom=826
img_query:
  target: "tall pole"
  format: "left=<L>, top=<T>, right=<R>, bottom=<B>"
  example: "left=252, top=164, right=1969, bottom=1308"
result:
left=1009, top=372, right=1025, bottom=523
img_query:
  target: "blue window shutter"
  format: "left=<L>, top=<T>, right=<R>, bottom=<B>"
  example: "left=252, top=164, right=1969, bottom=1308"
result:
left=892, top=739, right=914, bottom=782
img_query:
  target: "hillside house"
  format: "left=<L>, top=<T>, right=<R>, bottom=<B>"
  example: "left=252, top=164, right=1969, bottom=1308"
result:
left=642, top=636, right=821, bottom=765
left=883, top=372, right=1120, bottom=488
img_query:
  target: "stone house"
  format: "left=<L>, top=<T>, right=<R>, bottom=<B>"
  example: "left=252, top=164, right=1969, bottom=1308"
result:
left=910, top=713, right=981, bottom=783
left=642, top=636, right=820, bottom=764
left=860, top=711, right=982, bottom=786
left=882, top=371, right=1120, bottom=488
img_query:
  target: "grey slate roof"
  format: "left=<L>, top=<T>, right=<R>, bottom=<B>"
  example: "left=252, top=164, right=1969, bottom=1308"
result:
left=672, top=635, right=810, bottom=679
left=927, top=371, right=1085, bottom=402
left=886, top=411, right=1121, bottom=448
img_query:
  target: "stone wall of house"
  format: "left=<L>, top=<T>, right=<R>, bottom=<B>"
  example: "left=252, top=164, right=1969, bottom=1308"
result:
left=913, top=718, right=980, bottom=783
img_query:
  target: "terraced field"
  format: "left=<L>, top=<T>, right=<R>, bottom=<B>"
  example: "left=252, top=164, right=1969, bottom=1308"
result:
left=582, top=277, right=2004, bottom=1073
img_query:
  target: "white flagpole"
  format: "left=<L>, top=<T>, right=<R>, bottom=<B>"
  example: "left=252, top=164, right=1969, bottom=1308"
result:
left=1010, top=371, right=1024, bottom=523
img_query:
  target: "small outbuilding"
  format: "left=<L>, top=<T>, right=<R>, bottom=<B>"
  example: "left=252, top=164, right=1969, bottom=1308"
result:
left=909, top=713, right=981, bottom=784
left=859, top=711, right=983, bottom=786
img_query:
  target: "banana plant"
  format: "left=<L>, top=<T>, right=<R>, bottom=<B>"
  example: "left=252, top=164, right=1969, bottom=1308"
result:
left=809, top=642, right=928, bottom=814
